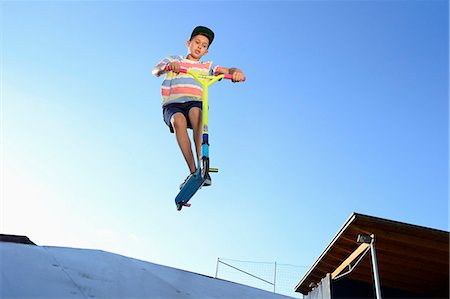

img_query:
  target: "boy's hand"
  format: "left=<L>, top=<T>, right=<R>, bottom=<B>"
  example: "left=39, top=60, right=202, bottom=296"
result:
left=227, top=68, right=245, bottom=82
left=168, top=62, right=181, bottom=73
left=231, top=71, right=245, bottom=83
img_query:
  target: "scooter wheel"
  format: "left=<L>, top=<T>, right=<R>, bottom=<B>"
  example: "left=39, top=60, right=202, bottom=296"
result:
left=201, top=157, right=210, bottom=179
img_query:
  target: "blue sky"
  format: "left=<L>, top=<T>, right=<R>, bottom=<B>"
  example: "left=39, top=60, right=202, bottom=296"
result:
left=2, top=0, right=448, bottom=297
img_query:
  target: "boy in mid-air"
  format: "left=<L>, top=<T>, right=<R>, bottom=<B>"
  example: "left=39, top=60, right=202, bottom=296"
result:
left=152, top=26, right=245, bottom=189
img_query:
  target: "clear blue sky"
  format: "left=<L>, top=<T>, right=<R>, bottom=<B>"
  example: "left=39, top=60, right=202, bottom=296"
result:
left=2, top=0, right=448, bottom=297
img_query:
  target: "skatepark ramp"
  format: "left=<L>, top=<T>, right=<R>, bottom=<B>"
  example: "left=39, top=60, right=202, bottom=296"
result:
left=0, top=239, right=296, bottom=299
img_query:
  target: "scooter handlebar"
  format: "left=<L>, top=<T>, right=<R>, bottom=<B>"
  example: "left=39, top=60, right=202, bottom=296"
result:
left=165, top=65, right=245, bottom=81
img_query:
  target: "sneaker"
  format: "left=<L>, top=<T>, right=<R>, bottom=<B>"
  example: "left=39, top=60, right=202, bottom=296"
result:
left=180, top=172, right=195, bottom=190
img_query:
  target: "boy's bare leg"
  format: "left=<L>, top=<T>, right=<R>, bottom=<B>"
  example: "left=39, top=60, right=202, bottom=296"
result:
left=171, top=113, right=196, bottom=174
left=189, top=107, right=202, bottom=163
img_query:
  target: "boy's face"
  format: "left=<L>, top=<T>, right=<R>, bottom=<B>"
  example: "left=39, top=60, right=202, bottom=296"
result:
left=186, top=34, right=209, bottom=61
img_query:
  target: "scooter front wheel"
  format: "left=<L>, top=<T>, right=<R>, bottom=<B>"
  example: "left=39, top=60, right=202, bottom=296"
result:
left=200, top=157, right=210, bottom=179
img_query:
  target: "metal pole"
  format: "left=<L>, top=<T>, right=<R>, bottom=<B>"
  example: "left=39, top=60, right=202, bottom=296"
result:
left=215, top=258, right=219, bottom=278
left=273, top=262, right=277, bottom=293
left=370, top=235, right=382, bottom=299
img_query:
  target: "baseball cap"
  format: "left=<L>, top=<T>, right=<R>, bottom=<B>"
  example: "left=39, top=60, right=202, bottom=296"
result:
left=190, top=26, right=215, bottom=46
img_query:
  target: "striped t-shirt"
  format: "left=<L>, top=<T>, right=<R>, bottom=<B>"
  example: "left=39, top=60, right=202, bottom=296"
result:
left=154, top=55, right=221, bottom=106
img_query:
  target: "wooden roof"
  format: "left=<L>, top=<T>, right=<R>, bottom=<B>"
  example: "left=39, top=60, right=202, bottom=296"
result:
left=295, top=213, right=449, bottom=297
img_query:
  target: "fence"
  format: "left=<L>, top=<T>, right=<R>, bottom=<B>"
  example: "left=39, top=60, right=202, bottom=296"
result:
left=215, top=258, right=309, bottom=298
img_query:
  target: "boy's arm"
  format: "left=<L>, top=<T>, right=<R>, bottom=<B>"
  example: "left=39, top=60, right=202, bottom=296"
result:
left=217, top=67, right=243, bottom=74
left=152, top=56, right=180, bottom=77
left=152, top=62, right=168, bottom=77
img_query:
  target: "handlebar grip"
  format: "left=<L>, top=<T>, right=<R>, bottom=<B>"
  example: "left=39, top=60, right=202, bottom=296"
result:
left=165, top=65, right=187, bottom=73
left=224, top=73, right=246, bottom=82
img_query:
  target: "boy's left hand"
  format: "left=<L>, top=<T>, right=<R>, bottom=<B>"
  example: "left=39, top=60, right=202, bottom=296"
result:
left=231, top=71, right=245, bottom=83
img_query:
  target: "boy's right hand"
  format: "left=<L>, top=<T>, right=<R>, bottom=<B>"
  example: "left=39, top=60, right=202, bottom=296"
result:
left=167, top=62, right=181, bottom=73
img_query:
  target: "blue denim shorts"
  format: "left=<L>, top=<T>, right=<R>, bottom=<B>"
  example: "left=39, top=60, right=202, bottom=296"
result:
left=163, top=101, right=202, bottom=133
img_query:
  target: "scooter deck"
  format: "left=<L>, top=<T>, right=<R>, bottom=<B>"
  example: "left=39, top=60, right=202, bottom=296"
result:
left=175, top=171, right=205, bottom=211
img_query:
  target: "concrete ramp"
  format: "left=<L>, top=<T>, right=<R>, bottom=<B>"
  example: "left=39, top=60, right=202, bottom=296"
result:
left=0, top=242, right=295, bottom=299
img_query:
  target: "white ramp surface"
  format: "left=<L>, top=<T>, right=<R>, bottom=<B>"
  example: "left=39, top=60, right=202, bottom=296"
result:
left=1, top=243, right=295, bottom=299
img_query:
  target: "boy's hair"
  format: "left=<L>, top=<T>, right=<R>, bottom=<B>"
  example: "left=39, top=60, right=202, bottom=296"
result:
left=190, top=26, right=215, bottom=46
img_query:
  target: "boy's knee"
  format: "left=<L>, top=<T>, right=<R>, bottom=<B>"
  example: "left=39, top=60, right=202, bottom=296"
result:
left=171, top=113, right=187, bottom=130
left=189, top=108, right=202, bottom=122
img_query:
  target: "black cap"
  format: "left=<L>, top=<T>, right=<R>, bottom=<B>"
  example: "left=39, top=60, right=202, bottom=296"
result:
left=190, top=26, right=215, bottom=46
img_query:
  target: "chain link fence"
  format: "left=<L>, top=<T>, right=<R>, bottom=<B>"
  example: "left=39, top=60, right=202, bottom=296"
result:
left=215, top=258, right=308, bottom=298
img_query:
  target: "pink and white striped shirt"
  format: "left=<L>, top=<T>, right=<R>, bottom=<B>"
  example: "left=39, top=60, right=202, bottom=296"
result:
left=153, top=55, right=221, bottom=106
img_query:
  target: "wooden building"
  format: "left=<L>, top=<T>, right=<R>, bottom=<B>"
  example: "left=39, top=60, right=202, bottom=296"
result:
left=295, top=213, right=449, bottom=298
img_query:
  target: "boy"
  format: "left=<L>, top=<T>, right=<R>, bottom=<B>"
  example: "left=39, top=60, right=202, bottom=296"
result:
left=152, top=26, right=245, bottom=189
